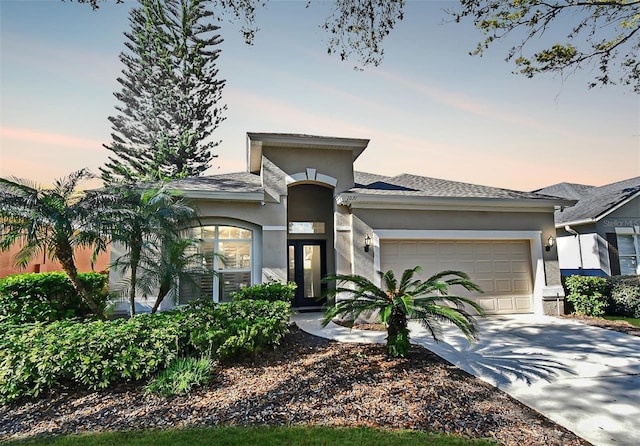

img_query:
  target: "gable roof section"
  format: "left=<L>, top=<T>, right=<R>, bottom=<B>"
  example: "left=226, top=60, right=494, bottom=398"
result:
left=247, top=133, right=370, bottom=174
left=536, top=177, right=640, bottom=226
left=532, top=182, right=595, bottom=200
left=339, top=172, right=573, bottom=211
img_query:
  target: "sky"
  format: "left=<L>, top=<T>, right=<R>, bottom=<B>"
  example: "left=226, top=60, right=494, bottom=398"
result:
left=1, top=0, right=639, bottom=192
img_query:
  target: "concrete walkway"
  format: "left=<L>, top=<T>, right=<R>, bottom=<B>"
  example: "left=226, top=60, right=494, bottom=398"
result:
left=292, top=313, right=640, bottom=446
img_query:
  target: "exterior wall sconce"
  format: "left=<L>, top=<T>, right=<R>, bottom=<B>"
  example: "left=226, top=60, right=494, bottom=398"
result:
left=545, top=235, right=555, bottom=252
left=364, top=234, right=372, bottom=252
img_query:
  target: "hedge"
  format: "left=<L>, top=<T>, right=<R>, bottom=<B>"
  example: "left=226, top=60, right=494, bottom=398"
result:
left=0, top=299, right=291, bottom=403
left=605, top=275, right=640, bottom=318
left=230, top=281, right=297, bottom=303
left=0, top=272, right=109, bottom=324
left=564, top=275, right=608, bottom=317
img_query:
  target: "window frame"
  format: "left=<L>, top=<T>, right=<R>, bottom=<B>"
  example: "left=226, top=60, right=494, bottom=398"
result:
left=180, top=224, right=254, bottom=304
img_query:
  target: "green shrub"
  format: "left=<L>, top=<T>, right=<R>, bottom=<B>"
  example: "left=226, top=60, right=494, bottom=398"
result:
left=606, top=275, right=640, bottom=318
left=0, top=299, right=290, bottom=403
left=564, top=275, right=608, bottom=317
left=144, top=356, right=214, bottom=397
left=183, top=298, right=292, bottom=357
left=0, top=272, right=109, bottom=323
left=230, top=281, right=297, bottom=303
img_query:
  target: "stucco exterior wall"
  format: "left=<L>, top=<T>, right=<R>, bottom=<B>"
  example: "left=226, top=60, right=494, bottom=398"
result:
left=262, top=146, right=355, bottom=193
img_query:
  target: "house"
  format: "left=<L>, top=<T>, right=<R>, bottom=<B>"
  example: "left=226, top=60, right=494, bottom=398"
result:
left=536, top=177, right=640, bottom=277
left=111, top=132, right=575, bottom=315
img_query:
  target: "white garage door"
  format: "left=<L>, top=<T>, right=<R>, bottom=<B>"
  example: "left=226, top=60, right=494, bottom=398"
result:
left=380, top=239, right=533, bottom=314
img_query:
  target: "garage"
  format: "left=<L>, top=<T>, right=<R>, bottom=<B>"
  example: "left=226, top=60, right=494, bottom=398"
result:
left=380, top=239, right=534, bottom=314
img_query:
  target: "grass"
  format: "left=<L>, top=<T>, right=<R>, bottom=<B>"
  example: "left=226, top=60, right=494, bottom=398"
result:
left=604, top=315, right=640, bottom=327
left=5, top=426, right=497, bottom=446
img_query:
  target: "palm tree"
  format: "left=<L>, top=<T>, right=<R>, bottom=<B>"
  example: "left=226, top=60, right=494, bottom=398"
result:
left=322, top=266, right=486, bottom=358
left=106, top=183, right=198, bottom=316
left=0, top=169, right=112, bottom=319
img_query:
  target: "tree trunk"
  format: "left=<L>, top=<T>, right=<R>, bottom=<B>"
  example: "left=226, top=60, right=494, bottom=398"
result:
left=128, top=240, right=142, bottom=317
left=55, top=245, right=106, bottom=320
left=387, top=305, right=408, bottom=339
left=386, top=304, right=410, bottom=357
left=129, top=261, right=137, bottom=317
left=151, top=286, right=169, bottom=314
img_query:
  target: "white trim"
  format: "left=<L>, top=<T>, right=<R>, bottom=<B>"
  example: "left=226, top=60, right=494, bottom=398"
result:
left=337, top=194, right=561, bottom=212
left=375, top=229, right=542, bottom=240
left=286, top=170, right=338, bottom=188
left=181, top=191, right=264, bottom=201
left=373, top=230, right=546, bottom=315
left=263, top=226, right=287, bottom=231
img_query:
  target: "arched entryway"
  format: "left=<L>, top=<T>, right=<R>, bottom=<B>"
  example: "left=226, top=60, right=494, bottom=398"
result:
left=287, top=183, right=334, bottom=309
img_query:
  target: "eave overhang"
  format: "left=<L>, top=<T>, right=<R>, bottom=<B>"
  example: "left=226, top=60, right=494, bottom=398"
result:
left=247, top=132, right=370, bottom=174
left=337, top=193, right=575, bottom=213
left=180, top=190, right=265, bottom=201
left=555, top=190, right=640, bottom=228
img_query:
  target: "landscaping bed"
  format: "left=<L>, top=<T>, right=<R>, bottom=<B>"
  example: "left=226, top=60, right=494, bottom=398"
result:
left=562, top=314, right=640, bottom=337
left=1, top=326, right=590, bottom=446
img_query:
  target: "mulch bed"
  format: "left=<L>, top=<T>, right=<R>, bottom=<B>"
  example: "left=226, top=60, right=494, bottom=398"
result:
left=1, top=325, right=592, bottom=446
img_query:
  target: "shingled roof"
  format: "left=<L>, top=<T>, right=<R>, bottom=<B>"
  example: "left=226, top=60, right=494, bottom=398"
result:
left=353, top=171, right=562, bottom=201
left=535, top=177, right=640, bottom=225
left=166, top=172, right=263, bottom=196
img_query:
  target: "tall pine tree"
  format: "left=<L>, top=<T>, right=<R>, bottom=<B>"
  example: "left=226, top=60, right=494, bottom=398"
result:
left=101, top=0, right=226, bottom=184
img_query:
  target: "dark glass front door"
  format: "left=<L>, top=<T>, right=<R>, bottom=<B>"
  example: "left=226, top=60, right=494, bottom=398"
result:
left=288, top=240, right=327, bottom=308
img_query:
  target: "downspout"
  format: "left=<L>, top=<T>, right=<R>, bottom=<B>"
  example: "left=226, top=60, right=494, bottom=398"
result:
left=565, top=225, right=583, bottom=275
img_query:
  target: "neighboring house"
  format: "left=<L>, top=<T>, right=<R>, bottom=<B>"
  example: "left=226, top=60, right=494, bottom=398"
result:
left=111, top=132, right=574, bottom=315
left=535, top=177, right=640, bottom=277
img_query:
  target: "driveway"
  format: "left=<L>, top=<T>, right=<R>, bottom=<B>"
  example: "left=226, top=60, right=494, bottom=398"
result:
left=292, top=313, right=640, bottom=446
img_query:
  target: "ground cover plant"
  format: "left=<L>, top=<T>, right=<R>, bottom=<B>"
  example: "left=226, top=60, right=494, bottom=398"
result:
left=0, top=299, right=290, bottom=404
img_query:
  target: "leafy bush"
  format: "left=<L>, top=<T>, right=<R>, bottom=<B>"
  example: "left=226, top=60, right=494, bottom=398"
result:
left=0, top=299, right=290, bottom=403
left=183, top=298, right=292, bottom=357
left=564, top=275, right=608, bottom=317
left=144, top=356, right=214, bottom=397
left=230, top=281, right=297, bottom=303
left=606, top=275, right=640, bottom=318
left=0, top=272, right=109, bottom=323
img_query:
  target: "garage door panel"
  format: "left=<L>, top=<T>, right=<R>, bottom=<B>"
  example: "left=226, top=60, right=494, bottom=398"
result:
left=381, top=239, right=533, bottom=315
left=475, top=261, right=493, bottom=274
left=511, top=261, right=529, bottom=273
left=494, top=261, right=511, bottom=273
left=477, top=297, right=497, bottom=312
left=515, top=296, right=533, bottom=310
left=476, top=279, right=495, bottom=292
left=437, top=242, right=457, bottom=255
left=513, top=279, right=531, bottom=292
left=497, top=297, right=516, bottom=311
left=417, top=243, right=438, bottom=255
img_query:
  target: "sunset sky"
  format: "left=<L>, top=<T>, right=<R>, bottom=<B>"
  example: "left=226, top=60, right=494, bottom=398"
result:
left=1, top=0, right=638, bottom=192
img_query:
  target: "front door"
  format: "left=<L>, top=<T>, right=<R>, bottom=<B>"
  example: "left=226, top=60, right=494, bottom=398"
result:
left=288, top=240, right=327, bottom=309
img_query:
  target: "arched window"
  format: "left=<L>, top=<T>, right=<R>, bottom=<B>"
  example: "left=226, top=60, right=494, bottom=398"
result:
left=179, top=225, right=253, bottom=303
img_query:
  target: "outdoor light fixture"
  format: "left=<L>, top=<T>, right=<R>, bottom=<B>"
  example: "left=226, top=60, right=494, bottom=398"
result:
left=364, top=234, right=372, bottom=252
left=545, top=235, right=555, bottom=252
